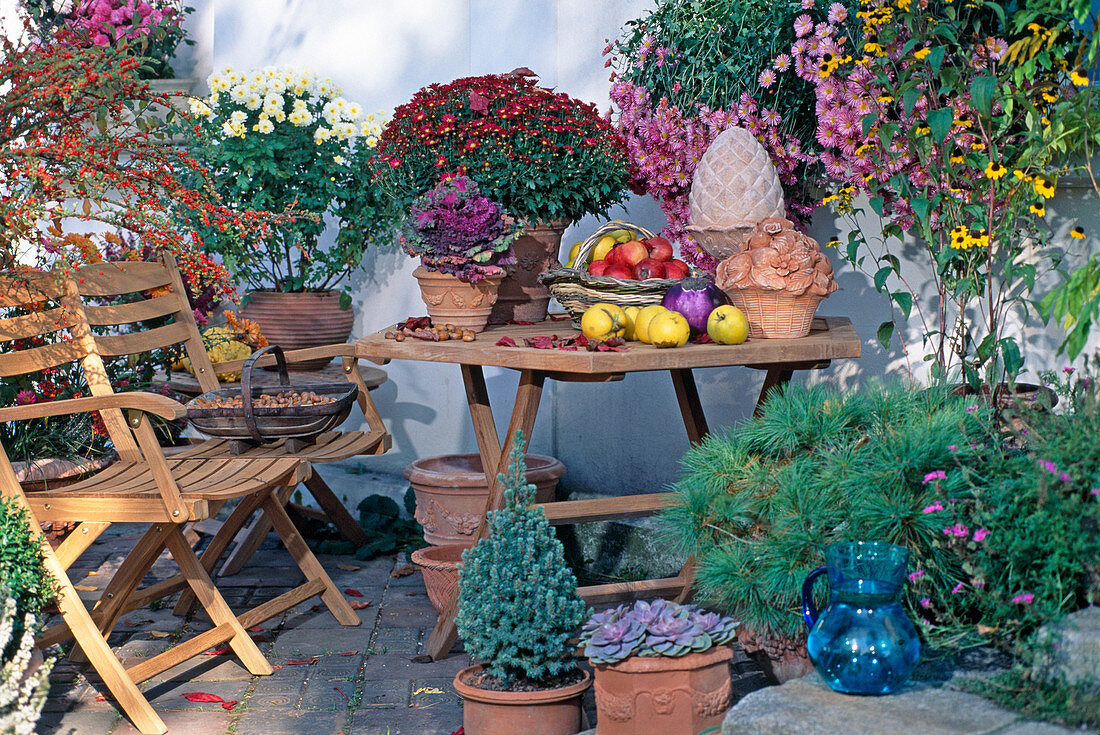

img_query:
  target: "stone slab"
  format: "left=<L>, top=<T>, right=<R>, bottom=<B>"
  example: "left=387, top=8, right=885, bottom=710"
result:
left=234, top=709, right=346, bottom=735
left=1034, top=606, right=1100, bottom=693
left=722, top=673, right=1024, bottom=735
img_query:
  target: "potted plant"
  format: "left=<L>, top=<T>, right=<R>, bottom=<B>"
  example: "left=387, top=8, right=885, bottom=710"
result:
left=181, top=65, right=390, bottom=368
left=454, top=433, right=591, bottom=735
left=714, top=216, right=838, bottom=338
left=800, top=0, right=1091, bottom=392
left=399, top=175, right=519, bottom=332
left=580, top=598, right=738, bottom=735
left=376, top=70, right=630, bottom=322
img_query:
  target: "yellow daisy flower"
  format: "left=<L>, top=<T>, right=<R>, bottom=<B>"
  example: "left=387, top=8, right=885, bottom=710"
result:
left=1029, top=203, right=1045, bottom=216
left=914, top=47, right=931, bottom=60
left=1071, top=226, right=1085, bottom=239
left=985, top=162, right=1008, bottom=180
left=1070, top=71, right=1089, bottom=86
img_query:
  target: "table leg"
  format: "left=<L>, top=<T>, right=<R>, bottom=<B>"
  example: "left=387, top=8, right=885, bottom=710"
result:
left=755, top=367, right=795, bottom=416
left=424, top=367, right=547, bottom=660
left=668, top=368, right=710, bottom=603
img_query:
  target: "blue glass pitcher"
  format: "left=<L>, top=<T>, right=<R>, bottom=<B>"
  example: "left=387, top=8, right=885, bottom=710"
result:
left=801, top=541, right=921, bottom=694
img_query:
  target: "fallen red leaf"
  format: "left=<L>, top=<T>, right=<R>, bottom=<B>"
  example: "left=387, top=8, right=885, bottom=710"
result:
left=337, top=650, right=359, bottom=656
left=691, top=333, right=714, bottom=344
left=250, top=634, right=269, bottom=643
left=451, top=728, right=465, bottom=735
left=344, top=588, right=363, bottom=597
left=181, top=692, right=237, bottom=710
left=202, top=646, right=230, bottom=656
left=285, top=657, right=319, bottom=665
left=391, top=564, right=416, bottom=578
left=495, top=336, right=517, bottom=347
left=549, top=314, right=571, bottom=321
left=247, top=626, right=264, bottom=633
left=350, top=600, right=372, bottom=610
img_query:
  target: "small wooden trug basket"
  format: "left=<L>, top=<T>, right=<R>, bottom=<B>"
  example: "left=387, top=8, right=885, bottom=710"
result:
left=540, top=220, right=687, bottom=328
left=186, top=345, right=357, bottom=452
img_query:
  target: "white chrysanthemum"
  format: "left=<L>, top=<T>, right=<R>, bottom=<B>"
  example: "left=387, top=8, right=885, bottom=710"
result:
left=208, top=74, right=230, bottom=93
left=273, top=109, right=287, bottom=122
left=245, top=93, right=262, bottom=110
left=266, top=76, right=286, bottom=94
left=229, top=84, right=250, bottom=104
left=333, top=155, right=345, bottom=164
left=288, top=109, right=313, bottom=127
left=344, top=102, right=362, bottom=120
left=256, top=118, right=275, bottom=134
left=333, top=122, right=357, bottom=140
left=314, top=126, right=332, bottom=144
left=292, top=98, right=308, bottom=112
left=360, top=120, right=382, bottom=137
left=208, top=93, right=219, bottom=106
left=262, top=93, right=284, bottom=113
left=322, top=103, right=341, bottom=125
left=229, top=110, right=247, bottom=125
left=222, top=120, right=246, bottom=138
left=189, top=99, right=212, bottom=117
left=364, top=135, right=378, bottom=148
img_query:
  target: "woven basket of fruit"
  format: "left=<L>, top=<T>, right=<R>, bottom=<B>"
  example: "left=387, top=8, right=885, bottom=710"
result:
left=185, top=346, right=357, bottom=444
left=540, top=221, right=693, bottom=328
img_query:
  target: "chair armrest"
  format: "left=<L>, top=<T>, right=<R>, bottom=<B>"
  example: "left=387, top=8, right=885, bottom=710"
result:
left=213, top=342, right=358, bottom=373
left=0, top=392, right=187, bottom=423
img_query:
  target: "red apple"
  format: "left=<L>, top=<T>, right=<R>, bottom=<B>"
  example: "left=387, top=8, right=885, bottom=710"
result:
left=633, top=258, right=666, bottom=280
left=663, top=260, right=690, bottom=279
left=605, top=245, right=625, bottom=267
left=603, top=264, right=634, bottom=280
left=587, top=259, right=610, bottom=276
left=618, top=240, right=650, bottom=267
left=646, top=237, right=674, bottom=262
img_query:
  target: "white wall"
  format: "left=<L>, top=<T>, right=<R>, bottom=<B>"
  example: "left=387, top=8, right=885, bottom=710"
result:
left=6, top=1, right=1096, bottom=497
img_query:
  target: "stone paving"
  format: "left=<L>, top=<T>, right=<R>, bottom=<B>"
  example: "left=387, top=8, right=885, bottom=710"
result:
left=35, top=522, right=772, bottom=735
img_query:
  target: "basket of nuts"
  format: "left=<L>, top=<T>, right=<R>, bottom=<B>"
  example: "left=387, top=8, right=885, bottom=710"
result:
left=185, top=345, right=358, bottom=445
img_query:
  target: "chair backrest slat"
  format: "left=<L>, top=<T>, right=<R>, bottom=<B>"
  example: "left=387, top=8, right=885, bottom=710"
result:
left=0, top=341, right=87, bottom=378
left=0, top=273, right=62, bottom=308
left=74, top=262, right=173, bottom=297
left=96, top=321, right=192, bottom=358
left=84, top=293, right=181, bottom=327
left=0, top=307, right=75, bottom=342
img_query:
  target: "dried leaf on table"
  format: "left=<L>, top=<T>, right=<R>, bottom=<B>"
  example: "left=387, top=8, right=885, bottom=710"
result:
left=495, top=336, right=517, bottom=347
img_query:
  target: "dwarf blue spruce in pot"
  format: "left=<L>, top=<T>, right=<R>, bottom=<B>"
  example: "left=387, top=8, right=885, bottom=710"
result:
left=455, top=432, right=589, bottom=686
left=581, top=599, right=738, bottom=665
left=400, top=175, right=519, bottom=283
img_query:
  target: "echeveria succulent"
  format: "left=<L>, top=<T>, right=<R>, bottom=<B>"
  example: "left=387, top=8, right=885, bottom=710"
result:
left=579, top=598, right=738, bottom=665
left=584, top=616, right=647, bottom=665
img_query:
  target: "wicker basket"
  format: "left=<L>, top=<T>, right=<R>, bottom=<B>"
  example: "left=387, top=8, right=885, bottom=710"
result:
left=410, top=544, right=465, bottom=614
left=540, top=220, right=688, bottom=328
left=726, top=289, right=823, bottom=339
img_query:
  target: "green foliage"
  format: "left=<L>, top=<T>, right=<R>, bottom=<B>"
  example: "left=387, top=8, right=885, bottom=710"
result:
left=661, top=382, right=996, bottom=645
left=0, top=500, right=54, bottom=617
left=957, top=667, right=1100, bottom=731
left=309, top=491, right=424, bottom=560
left=456, top=433, right=589, bottom=687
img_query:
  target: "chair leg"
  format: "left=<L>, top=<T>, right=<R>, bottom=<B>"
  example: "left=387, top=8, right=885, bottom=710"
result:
left=219, top=485, right=295, bottom=577
left=172, top=490, right=269, bottom=618
left=261, top=491, right=361, bottom=626
left=303, top=472, right=369, bottom=547
left=69, top=525, right=173, bottom=665
left=41, top=542, right=167, bottom=734
left=163, top=525, right=273, bottom=676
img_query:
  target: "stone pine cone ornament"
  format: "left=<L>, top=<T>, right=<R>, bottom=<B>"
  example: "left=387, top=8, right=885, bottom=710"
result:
left=714, top=217, right=838, bottom=297
left=455, top=432, right=589, bottom=687
left=581, top=599, right=738, bottom=665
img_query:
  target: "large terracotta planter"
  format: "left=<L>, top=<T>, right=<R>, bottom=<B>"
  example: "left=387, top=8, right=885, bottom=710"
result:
left=405, top=453, right=565, bottom=547
left=592, top=647, right=733, bottom=735
left=239, top=290, right=354, bottom=370
left=491, top=219, right=569, bottom=323
left=736, top=627, right=813, bottom=684
left=412, top=266, right=502, bottom=333
left=455, top=664, right=591, bottom=735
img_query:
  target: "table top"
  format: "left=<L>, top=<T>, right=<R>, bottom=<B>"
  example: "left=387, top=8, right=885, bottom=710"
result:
left=157, top=362, right=389, bottom=395
left=356, top=315, right=860, bottom=374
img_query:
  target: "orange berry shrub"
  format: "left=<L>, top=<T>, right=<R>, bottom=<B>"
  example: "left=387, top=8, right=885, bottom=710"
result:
left=801, top=0, right=1095, bottom=388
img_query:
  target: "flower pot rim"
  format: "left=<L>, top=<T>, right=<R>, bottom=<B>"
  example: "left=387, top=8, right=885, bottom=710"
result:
left=454, top=664, right=592, bottom=705
left=592, top=645, right=733, bottom=674
left=410, top=544, right=466, bottom=567
left=411, top=265, right=504, bottom=284
left=404, top=453, right=565, bottom=486
left=243, top=288, right=344, bottom=297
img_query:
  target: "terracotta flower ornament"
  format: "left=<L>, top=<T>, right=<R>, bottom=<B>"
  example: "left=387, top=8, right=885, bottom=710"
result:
left=715, top=217, right=837, bottom=297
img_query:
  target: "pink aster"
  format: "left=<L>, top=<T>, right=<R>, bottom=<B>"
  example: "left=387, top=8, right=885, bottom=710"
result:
left=773, top=53, right=791, bottom=72
left=14, top=390, right=36, bottom=405
left=919, top=598, right=931, bottom=608
left=758, top=69, right=777, bottom=88
left=801, top=0, right=815, bottom=8
left=972, top=528, right=989, bottom=542
left=828, top=2, right=848, bottom=23
left=794, top=14, right=814, bottom=37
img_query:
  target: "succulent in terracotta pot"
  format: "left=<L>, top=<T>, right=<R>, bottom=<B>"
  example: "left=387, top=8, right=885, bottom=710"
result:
left=714, top=217, right=838, bottom=339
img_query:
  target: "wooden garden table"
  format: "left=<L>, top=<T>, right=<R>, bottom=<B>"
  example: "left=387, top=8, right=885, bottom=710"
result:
left=356, top=315, right=861, bottom=659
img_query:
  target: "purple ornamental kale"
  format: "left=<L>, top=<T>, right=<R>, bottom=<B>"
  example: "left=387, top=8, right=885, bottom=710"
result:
left=584, top=616, right=647, bottom=665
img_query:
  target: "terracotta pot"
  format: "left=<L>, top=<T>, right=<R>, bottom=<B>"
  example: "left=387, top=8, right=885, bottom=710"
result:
left=405, top=453, right=565, bottom=547
left=14, top=455, right=116, bottom=547
left=412, top=266, right=502, bottom=333
left=239, top=290, right=354, bottom=370
left=949, top=382, right=1058, bottom=411
left=409, top=544, right=465, bottom=614
left=592, top=647, right=732, bottom=735
left=491, top=219, right=569, bottom=323
left=736, top=627, right=813, bottom=684
left=455, top=663, right=591, bottom=735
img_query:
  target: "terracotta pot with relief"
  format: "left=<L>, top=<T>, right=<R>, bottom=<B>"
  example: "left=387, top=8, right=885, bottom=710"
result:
left=592, top=647, right=733, bottom=735
left=736, top=626, right=813, bottom=684
left=412, top=267, right=502, bottom=333
left=405, top=453, right=564, bottom=547
left=454, top=664, right=591, bottom=735
left=239, top=290, right=354, bottom=370
left=491, top=219, right=569, bottom=323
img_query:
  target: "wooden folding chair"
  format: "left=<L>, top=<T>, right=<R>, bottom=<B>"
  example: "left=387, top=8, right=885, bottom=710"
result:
left=0, top=264, right=357, bottom=734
